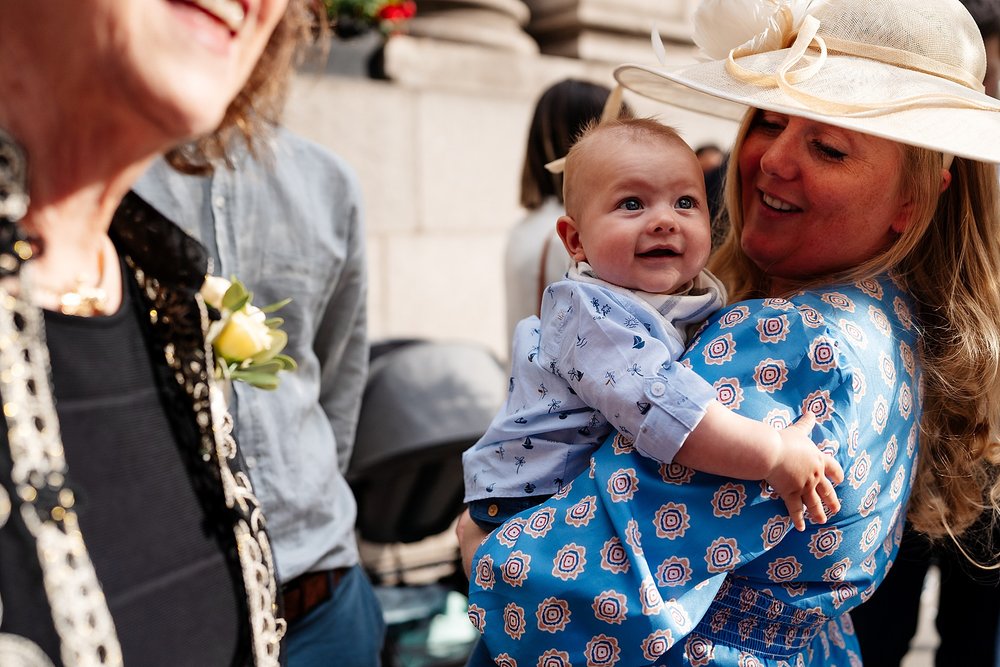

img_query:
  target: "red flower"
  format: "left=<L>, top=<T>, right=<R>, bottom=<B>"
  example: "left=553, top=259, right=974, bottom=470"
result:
left=376, top=1, right=416, bottom=21
left=377, top=5, right=405, bottom=20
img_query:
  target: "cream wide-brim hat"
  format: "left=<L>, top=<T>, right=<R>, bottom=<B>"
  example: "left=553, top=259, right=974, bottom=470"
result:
left=614, top=0, right=1000, bottom=164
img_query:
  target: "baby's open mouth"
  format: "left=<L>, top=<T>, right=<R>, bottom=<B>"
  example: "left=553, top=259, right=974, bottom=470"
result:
left=639, top=248, right=680, bottom=258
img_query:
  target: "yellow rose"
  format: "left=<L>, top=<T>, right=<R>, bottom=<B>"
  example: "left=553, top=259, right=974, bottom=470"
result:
left=201, top=275, right=232, bottom=311
left=214, top=306, right=274, bottom=363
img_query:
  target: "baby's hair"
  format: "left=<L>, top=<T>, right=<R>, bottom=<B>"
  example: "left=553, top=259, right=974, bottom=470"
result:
left=563, top=117, right=693, bottom=217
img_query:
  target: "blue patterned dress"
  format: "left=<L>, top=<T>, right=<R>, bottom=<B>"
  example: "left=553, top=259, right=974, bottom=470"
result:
left=467, top=275, right=921, bottom=666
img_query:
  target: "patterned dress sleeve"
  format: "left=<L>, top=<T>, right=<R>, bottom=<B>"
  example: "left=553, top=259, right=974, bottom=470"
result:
left=467, top=277, right=921, bottom=667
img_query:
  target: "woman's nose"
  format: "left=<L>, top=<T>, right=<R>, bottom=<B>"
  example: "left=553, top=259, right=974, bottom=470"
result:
left=759, top=136, right=799, bottom=180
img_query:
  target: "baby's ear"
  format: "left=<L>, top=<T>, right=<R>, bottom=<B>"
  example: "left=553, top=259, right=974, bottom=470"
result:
left=556, top=215, right=587, bottom=262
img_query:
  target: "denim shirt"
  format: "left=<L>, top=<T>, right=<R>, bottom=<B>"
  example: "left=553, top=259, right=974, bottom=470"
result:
left=134, top=129, right=368, bottom=580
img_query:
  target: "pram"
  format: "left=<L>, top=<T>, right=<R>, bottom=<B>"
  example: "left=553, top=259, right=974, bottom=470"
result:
left=347, top=339, right=507, bottom=667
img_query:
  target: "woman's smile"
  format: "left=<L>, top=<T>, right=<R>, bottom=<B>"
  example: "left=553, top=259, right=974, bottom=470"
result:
left=167, top=0, right=251, bottom=54
left=760, top=191, right=800, bottom=212
left=181, top=0, right=248, bottom=32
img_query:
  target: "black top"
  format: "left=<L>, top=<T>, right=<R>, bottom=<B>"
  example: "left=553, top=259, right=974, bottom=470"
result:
left=40, top=259, right=242, bottom=666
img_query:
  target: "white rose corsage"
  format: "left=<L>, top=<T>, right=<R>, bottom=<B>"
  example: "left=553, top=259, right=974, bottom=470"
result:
left=201, top=275, right=297, bottom=390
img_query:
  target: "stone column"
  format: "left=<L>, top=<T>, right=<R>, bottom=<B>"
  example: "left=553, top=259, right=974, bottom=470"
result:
left=524, top=0, right=700, bottom=65
left=405, top=0, right=539, bottom=54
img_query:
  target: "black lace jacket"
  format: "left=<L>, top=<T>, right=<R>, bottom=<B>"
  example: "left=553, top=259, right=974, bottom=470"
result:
left=0, top=189, right=284, bottom=667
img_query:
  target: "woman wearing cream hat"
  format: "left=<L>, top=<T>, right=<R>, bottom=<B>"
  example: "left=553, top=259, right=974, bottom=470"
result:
left=458, top=0, right=1000, bottom=664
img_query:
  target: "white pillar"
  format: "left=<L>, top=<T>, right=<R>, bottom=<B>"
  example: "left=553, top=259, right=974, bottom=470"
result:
left=524, top=0, right=699, bottom=65
left=405, top=0, right=539, bottom=54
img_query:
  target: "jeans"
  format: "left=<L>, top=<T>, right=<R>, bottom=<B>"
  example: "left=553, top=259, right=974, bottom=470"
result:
left=286, top=565, right=386, bottom=667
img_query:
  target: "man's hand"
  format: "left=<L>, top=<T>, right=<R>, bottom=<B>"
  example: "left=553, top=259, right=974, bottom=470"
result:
left=456, top=508, right=491, bottom=579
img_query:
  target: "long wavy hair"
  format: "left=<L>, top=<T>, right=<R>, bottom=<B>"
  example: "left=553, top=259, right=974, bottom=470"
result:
left=520, top=80, right=627, bottom=210
left=165, top=0, right=321, bottom=173
left=710, top=109, right=1000, bottom=541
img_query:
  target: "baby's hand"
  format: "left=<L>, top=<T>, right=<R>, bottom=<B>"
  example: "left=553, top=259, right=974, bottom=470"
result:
left=767, top=413, right=844, bottom=531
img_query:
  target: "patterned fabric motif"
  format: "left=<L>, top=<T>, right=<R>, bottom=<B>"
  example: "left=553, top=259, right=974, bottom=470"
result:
left=469, top=276, right=919, bottom=666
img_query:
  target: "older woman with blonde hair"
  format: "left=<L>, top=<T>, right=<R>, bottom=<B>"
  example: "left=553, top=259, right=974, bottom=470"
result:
left=457, top=0, right=1000, bottom=664
left=0, top=2, right=314, bottom=665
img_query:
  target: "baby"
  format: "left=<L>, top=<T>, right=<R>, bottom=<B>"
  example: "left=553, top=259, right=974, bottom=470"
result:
left=463, top=118, right=843, bottom=532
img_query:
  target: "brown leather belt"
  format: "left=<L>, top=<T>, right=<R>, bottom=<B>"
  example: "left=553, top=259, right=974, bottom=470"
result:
left=282, top=567, right=349, bottom=625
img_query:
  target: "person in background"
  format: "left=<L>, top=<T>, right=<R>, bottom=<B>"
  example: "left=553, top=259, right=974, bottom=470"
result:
left=0, top=1, right=310, bottom=665
left=852, top=514, right=1000, bottom=665
left=696, top=142, right=730, bottom=242
left=135, top=125, right=382, bottom=667
left=504, top=79, right=629, bottom=342
left=694, top=143, right=725, bottom=173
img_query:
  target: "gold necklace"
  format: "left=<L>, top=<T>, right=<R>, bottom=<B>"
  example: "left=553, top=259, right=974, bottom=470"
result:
left=52, top=282, right=109, bottom=317
left=29, top=239, right=111, bottom=317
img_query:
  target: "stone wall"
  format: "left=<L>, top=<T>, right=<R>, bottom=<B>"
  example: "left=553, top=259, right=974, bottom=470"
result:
left=283, top=14, right=739, bottom=361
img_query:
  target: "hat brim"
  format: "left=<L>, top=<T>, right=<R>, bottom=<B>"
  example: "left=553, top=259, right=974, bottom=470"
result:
left=615, top=49, right=1000, bottom=164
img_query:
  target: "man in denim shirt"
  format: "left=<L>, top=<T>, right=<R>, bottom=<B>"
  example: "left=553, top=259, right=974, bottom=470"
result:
left=134, top=128, right=384, bottom=666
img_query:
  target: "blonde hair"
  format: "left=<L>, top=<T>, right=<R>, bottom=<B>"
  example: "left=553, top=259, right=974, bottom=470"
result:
left=710, top=110, right=1000, bottom=540
left=165, top=0, right=319, bottom=173
left=562, top=117, right=692, bottom=220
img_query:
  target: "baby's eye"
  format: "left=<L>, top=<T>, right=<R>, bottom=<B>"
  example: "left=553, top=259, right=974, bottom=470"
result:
left=676, top=196, right=697, bottom=210
left=618, top=197, right=643, bottom=211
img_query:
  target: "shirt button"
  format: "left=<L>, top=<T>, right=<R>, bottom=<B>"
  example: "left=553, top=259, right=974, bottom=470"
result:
left=213, top=195, right=226, bottom=209
left=245, top=455, right=257, bottom=468
left=650, top=381, right=666, bottom=397
left=488, top=504, right=499, bottom=517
